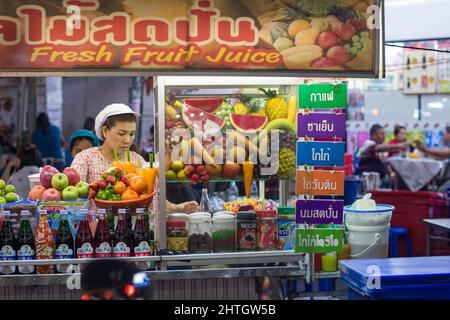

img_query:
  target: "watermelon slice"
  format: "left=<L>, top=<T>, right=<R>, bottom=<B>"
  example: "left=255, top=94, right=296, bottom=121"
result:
left=182, top=105, right=225, bottom=133
left=230, top=114, right=268, bottom=133
left=184, top=98, right=224, bottom=114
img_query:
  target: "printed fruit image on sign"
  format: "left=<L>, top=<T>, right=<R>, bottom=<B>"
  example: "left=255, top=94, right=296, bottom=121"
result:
left=0, top=0, right=382, bottom=76
left=230, top=114, right=268, bottom=133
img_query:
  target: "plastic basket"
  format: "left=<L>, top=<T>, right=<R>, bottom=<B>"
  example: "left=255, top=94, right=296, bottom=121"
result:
left=344, top=204, right=394, bottom=227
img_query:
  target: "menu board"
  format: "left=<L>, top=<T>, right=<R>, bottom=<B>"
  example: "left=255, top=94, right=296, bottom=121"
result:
left=403, top=49, right=437, bottom=94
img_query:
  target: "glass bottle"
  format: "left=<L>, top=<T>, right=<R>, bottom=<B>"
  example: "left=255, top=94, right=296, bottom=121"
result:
left=55, top=210, right=74, bottom=273
left=106, top=207, right=115, bottom=235
left=87, top=210, right=97, bottom=238
left=199, top=188, right=213, bottom=214
left=75, top=210, right=93, bottom=259
left=93, top=210, right=113, bottom=258
left=17, top=210, right=35, bottom=274
left=113, top=210, right=132, bottom=257
left=0, top=211, right=17, bottom=275
left=35, top=210, right=55, bottom=274
left=134, top=208, right=152, bottom=270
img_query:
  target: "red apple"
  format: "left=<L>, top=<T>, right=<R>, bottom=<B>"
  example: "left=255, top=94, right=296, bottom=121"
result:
left=28, top=185, right=47, bottom=201
left=119, top=176, right=129, bottom=186
left=327, top=46, right=351, bottom=65
left=40, top=165, right=59, bottom=188
left=316, top=31, right=339, bottom=49
left=88, top=188, right=97, bottom=200
left=63, top=167, right=81, bottom=186
left=184, top=165, right=195, bottom=178
left=97, top=180, right=107, bottom=190
left=105, top=175, right=116, bottom=185
left=312, top=57, right=337, bottom=68
left=196, top=165, right=208, bottom=176
left=335, top=23, right=356, bottom=41
left=89, top=183, right=98, bottom=192
left=41, top=188, right=61, bottom=201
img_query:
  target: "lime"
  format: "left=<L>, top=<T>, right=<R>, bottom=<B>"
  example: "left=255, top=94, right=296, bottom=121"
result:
left=171, top=160, right=184, bottom=173
left=166, top=170, right=177, bottom=180
left=177, top=170, right=186, bottom=180
left=0, top=197, right=6, bottom=204
left=5, top=192, right=19, bottom=203
left=0, top=179, right=5, bottom=190
left=4, top=185, right=15, bottom=194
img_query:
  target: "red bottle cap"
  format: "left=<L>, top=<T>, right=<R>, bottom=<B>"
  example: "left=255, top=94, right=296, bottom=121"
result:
left=256, top=210, right=276, bottom=218
left=167, top=220, right=186, bottom=228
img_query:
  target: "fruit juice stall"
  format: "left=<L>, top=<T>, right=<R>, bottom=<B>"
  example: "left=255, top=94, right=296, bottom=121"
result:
left=0, top=0, right=384, bottom=300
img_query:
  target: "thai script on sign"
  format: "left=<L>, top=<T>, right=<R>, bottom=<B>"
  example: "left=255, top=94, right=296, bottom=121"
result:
left=297, top=113, right=346, bottom=139
left=295, top=229, right=343, bottom=254
left=297, top=141, right=345, bottom=167
left=310, top=91, right=334, bottom=103
left=296, top=200, right=344, bottom=225
left=296, top=170, right=344, bottom=196
left=308, top=120, right=335, bottom=133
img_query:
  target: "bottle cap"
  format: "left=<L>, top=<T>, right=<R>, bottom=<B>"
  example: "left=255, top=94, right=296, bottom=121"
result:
left=1, top=211, right=11, bottom=217
left=118, top=208, right=126, bottom=214
left=20, top=210, right=32, bottom=217
left=136, top=208, right=145, bottom=214
left=98, top=208, right=106, bottom=214
left=39, top=209, right=48, bottom=215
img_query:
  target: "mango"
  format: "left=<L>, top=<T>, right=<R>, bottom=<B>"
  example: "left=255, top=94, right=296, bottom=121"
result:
left=295, top=27, right=321, bottom=46
left=288, top=19, right=311, bottom=38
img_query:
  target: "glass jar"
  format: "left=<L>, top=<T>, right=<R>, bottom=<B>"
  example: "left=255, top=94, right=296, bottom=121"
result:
left=188, top=213, right=212, bottom=254
left=256, top=210, right=278, bottom=251
left=237, top=211, right=257, bottom=251
left=166, top=220, right=188, bottom=252
left=212, top=213, right=236, bottom=253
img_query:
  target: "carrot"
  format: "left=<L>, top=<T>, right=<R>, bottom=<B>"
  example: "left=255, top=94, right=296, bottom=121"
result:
left=143, top=152, right=157, bottom=195
left=243, top=160, right=254, bottom=199
left=112, top=148, right=125, bottom=170
left=124, top=149, right=137, bottom=174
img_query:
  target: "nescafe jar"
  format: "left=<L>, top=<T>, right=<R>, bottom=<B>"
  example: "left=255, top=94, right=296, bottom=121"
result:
left=237, top=211, right=257, bottom=251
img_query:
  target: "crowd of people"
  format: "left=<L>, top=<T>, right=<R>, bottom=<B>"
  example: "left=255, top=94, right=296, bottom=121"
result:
left=355, top=124, right=450, bottom=191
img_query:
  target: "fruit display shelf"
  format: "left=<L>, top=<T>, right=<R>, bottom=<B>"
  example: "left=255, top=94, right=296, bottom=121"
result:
left=94, top=192, right=154, bottom=210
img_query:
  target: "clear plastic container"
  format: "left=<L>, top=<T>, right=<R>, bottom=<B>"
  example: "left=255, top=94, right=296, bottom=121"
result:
left=188, top=213, right=212, bottom=254
left=212, top=213, right=235, bottom=253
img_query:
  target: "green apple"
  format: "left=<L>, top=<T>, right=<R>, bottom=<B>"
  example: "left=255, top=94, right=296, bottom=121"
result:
left=5, top=193, right=19, bottom=203
left=75, top=181, right=89, bottom=199
left=62, top=186, right=79, bottom=200
left=165, top=170, right=177, bottom=180
left=51, top=173, right=69, bottom=191
left=0, top=197, right=6, bottom=204
left=0, top=179, right=5, bottom=190
left=4, top=184, right=15, bottom=194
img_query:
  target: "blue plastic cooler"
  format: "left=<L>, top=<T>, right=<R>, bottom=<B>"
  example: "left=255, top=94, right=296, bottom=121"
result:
left=339, top=256, right=450, bottom=300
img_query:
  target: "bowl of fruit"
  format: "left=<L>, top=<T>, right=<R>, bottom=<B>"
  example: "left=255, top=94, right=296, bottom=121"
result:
left=91, top=166, right=155, bottom=209
left=0, top=180, right=23, bottom=206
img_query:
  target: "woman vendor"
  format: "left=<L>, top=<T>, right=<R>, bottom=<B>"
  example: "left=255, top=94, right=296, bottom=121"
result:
left=71, top=103, right=198, bottom=213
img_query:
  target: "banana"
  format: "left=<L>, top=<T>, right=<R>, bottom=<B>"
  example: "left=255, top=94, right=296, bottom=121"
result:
left=281, top=45, right=323, bottom=69
left=264, top=119, right=296, bottom=134
left=287, top=95, right=297, bottom=124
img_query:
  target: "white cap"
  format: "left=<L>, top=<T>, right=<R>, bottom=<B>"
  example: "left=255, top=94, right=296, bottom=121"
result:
left=95, top=103, right=140, bottom=140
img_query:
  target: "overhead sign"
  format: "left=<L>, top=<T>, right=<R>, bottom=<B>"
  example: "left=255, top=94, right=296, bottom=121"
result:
left=0, top=0, right=382, bottom=76
left=298, top=84, right=348, bottom=109
left=297, top=141, right=345, bottom=167
left=296, top=170, right=345, bottom=196
left=296, top=200, right=344, bottom=225
left=297, top=113, right=346, bottom=139
left=295, top=228, right=343, bottom=254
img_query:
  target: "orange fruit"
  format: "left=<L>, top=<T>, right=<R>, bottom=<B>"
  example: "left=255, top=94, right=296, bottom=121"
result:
left=130, top=176, right=147, bottom=194
left=113, top=181, right=127, bottom=195
left=126, top=173, right=137, bottom=181
left=136, top=168, right=145, bottom=177
left=121, top=188, right=139, bottom=201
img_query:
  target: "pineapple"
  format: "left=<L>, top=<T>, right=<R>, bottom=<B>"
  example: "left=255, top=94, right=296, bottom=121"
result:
left=259, top=89, right=288, bottom=121
left=233, top=101, right=249, bottom=115
left=278, top=148, right=296, bottom=180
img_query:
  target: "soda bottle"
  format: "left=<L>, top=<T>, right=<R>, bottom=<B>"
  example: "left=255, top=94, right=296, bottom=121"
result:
left=106, top=207, right=115, bottom=235
left=55, top=210, right=74, bottom=273
left=134, top=208, right=152, bottom=270
left=0, top=211, right=17, bottom=275
left=75, top=210, right=93, bottom=259
left=35, top=210, right=55, bottom=274
left=17, top=210, right=36, bottom=274
left=93, top=210, right=113, bottom=258
left=113, top=209, right=132, bottom=257
left=87, top=210, right=97, bottom=238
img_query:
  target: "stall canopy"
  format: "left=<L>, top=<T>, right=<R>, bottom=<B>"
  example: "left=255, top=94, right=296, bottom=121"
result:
left=0, top=0, right=383, bottom=77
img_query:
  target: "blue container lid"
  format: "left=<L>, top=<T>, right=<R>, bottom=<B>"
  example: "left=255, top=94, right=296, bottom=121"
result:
left=340, top=256, right=450, bottom=300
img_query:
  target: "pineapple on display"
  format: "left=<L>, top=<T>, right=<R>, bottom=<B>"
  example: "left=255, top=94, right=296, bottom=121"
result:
left=259, top=89, right=288, bottom=121
left=278, top=148, right=296, bottom=180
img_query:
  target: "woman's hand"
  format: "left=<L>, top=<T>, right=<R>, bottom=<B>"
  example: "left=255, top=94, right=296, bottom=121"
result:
left=6, top=156, right=20, bottom=170
left=414, top=140, right=427, bottom=152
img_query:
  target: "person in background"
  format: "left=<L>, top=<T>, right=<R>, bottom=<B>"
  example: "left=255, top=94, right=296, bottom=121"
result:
left=31, top=113, right=67, bottom=171
left=415, top=126, right=450, bottom=192
left=388, top=125, right=408, bottom=157
left=65, top=129, right=100, bottom=166
left=141, top=125, right=155, bottom=162
left=356, top=124, right=410, bottom=186
left=83, top=117, right=95, bottom=132
left=1, top=147, right=43, bottom=198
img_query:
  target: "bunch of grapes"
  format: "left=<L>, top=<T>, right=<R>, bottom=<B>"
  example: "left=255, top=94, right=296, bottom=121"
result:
left=280, top=130, right=297, bottom=150
left=344, top=31, right=370, bottom=59
left=215, top=103, right=234, bottom=128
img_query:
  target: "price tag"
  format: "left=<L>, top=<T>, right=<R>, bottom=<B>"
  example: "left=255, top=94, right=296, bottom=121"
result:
left=297, top=141, right=345, bottom=167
